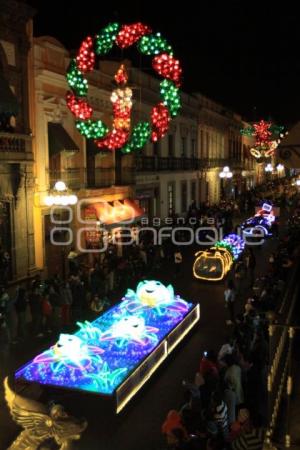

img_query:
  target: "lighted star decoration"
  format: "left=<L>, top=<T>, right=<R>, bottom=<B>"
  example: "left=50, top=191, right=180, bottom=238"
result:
left=240, top=119, right=285, bottom=160
left=66, top=22, right=182, bottom=154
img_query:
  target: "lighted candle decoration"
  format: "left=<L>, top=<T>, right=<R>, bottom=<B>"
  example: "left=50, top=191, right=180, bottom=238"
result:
left=193, top=233, right=245, bottom=282
left=15, top=281, right=197, bottom=398
left=95, top=65, right=133, bottom=150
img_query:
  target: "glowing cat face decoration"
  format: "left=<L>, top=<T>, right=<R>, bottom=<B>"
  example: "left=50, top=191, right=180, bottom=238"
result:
left=136, top=280, right=174, bottom=307
left=53, top=334, right=88, bottom=360
left=111, top=316, right=146, bottom=339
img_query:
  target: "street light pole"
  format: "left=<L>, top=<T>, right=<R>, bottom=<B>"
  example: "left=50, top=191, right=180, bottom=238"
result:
left=219, top=166, right=233, bottom=199
left=44, top=181, right=78, bottom=281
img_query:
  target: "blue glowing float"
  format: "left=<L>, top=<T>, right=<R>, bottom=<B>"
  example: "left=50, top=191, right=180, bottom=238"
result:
left=15, top=281, right=200, bottom=413
left=241, top=202, right=276, bottom=239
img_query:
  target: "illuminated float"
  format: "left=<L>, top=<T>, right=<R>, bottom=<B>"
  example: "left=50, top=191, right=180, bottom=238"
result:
left=241, top=202, right=276, bottom=238
left=15, top=281, right=200, bottom=413
left=193, top=233, right=245, bottom=282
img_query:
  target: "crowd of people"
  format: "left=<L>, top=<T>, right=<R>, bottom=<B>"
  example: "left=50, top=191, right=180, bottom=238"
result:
left=160, top=181, right=300, bottom=450
left=0, top=177, right=299, bottom=450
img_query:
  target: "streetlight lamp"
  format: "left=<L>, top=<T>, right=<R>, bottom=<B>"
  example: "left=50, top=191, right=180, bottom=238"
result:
left=265, top=163, right=273, bottom=173
left=219, top=166, right=233, bottom=199
left=45, top=181, right=78, bottom=206
left=219, top=166, right=233, bottom=179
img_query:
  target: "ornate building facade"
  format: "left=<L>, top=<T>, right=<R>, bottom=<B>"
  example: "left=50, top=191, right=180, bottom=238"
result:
left=0, top=0, right=36, bottom=283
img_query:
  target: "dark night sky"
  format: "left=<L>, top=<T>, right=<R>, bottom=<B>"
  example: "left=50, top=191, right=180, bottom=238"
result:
left=26, top=0, right=300, bottom=125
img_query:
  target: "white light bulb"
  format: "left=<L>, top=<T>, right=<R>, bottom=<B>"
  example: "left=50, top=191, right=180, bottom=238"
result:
left=69, top=195, right=78, bottom=205
left=45, top=196, right=54, bottom=206
left=54, top=181, right=67, bottom=192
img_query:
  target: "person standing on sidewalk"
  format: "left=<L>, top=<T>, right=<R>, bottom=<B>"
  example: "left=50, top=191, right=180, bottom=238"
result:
left=245, top=248, right=256, bottom=287
left=224, top=279, right=236, bottom=325
left=174, top=248, right=183, bottom=276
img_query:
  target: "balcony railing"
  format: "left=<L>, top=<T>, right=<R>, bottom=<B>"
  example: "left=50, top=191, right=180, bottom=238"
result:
left=136, top=156, right=203, bottom=171
left=48, top=168, right=82, bottom=190
left=0, top=132, right=33, bottom=161
left=115, top=167, right=135, bottom=186
left=92, top=167, right=114, bottom=188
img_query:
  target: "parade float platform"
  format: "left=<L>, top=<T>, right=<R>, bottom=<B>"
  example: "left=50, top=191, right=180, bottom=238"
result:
left=15, top=281, right=200, bottom=413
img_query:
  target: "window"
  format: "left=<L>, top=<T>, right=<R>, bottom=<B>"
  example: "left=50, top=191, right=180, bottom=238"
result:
left=191, top=181, right=196, bottom=202
left=200, top=130, right=204, bottom=158
left=191, top=138, right=196, bottom=158
left=168, top=134, right=174, bottom=156
left=153, top=141, right=160, bottom=156
left=167, top=182, right=175, bottom=215
left=206, top=131, right=209, bottom=158
left=181, top=137, right=187, bottom=157
left=181, top=181, right=187, bottom=213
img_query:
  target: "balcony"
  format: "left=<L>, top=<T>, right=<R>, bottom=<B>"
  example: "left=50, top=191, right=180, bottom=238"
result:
left=136, top=156, right=202, bottom=172
left=0, top=132, right=33, bottom=162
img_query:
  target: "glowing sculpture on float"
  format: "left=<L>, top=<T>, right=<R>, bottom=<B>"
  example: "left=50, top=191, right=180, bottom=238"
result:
left=193, top=233, right=245, bottom=282
left=15, top=281, right=200, bottom=413
left=241, top=202, right=275, bottom=238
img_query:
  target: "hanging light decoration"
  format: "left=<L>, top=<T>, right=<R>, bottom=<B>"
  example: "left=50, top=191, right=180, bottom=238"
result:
left=152, top=53, right=182, bottom=87
left=151, top=103, right=170, bottom=142
left=95, top=23, right=120, bottom=55
left=241, top=120, right=285, bottom=160
left=66, top=22, right=182, bottom=154
left=115, top=22, right=152, bottom=48
left=66, top=92, right=93, bottom=120
left=138, top=32, right=173, bottom=56
left=66, top=60, right=88, bottom=97
left=76, top=36, right=95, bottom=73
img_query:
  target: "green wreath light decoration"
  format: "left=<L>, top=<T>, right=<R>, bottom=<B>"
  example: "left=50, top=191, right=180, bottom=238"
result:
left=66, top=22, right=182, bottom=154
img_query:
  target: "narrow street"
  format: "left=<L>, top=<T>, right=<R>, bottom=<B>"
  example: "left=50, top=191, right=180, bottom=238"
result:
left=0, top=238, right=276, bottom=450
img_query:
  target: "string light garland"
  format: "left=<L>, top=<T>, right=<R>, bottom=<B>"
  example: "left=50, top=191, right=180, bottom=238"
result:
left=151, top=103, right=170, bottom=142
left=152, top=53, right=182, bottom=87
left=138, top=33, right=173, bottom=56
left=76, top=120, right=108, bottom=139
left=116, top=22, right=152, bottom=48
left=160, top=79, right=181, bottom=117
left=66, top=92, right=93, bottom=120
left=240, top=120, right=285, bottom=160
left=121, top=122, right=151, bottom=154
left=76, top=36, right=95, bottom=73
left=66, top=60, right=88, bottom=97
left=66, top=22, right=182, bottom=154
left=95, top=22, right=120, bottom=55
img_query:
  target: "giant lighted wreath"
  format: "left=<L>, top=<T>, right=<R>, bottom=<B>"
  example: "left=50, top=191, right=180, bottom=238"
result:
left=66, top=22, right=182, bottom=154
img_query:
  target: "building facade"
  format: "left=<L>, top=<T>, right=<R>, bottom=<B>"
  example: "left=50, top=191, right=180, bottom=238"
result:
left=31, top=34, right=258, bottom=275
left=32, top=38, right=137, bottom=276
left=0, top=0, right=36, bottom=283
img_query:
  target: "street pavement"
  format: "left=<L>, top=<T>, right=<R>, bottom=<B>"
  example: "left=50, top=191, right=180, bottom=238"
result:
left=0, top=237, right=277, bottom=450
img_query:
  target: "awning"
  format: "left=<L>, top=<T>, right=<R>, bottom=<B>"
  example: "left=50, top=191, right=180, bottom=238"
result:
left=85, top=199, right=145, bottom=226
left=0, top=72, right=18, bottom=115
left=277, top=121, right=300, bottom=168
left=48, top=122, right=79, bottom=155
